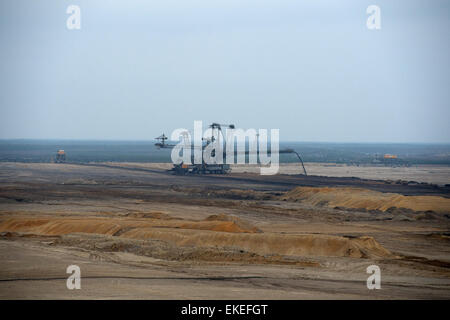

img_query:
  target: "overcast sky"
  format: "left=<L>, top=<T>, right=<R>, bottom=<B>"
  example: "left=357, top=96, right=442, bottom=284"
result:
left=1, top=0, right=449, bottom=142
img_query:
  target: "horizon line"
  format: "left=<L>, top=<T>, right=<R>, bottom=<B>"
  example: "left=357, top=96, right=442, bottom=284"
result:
left=1, top=138, right=450, bottom=145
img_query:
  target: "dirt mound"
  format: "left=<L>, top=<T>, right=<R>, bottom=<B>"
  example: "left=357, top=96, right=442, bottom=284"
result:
left=180, top=221, right=261, bottom=233
left=282, top=187, right=450, bottom=213
left=0, top=218, right=123, bottom=236
left=0, top=214, right=260, bottom=236
left=198, top=214, right=262, bottom=233
left=121, top=229, right=392, bottom=259
left=48, top=233, right=319, bottom=266
left=0, top=217, right=392, bottom=259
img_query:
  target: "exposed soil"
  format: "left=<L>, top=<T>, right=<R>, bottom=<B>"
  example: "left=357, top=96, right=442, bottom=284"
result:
left=282, top=186, right=450, bottom=213
left=0, top=162, right=449, bottom=299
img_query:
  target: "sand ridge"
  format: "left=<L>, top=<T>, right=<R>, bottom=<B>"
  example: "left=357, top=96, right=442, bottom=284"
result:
left=0, top=214, right=392, bottom=259
left=282, top=187, right=450, bottom=213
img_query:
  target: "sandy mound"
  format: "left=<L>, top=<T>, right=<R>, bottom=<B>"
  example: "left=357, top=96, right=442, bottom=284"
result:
left=282, top=187, right=450, bottom=213
left=120, top=229, right=391, bottom=259
left=0, top=217, right=392, bottom=259
left=0, top=218, right=124, bottom=236
left=180, top=221, right=260, bottom=233
left=192, top=214, right=262, bottom=233
left=0, top=214, right=260, bottom=236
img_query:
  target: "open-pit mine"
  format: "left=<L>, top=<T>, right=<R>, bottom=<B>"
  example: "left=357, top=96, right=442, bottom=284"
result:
left=0, top=162, right=449, bottom=299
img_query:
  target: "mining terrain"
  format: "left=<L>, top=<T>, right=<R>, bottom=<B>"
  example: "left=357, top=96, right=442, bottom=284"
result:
left=0, top=162, right=449, bottom=299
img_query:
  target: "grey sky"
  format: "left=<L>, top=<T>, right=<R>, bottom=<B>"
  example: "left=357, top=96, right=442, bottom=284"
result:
left=1, top=0, right=449, bottom=142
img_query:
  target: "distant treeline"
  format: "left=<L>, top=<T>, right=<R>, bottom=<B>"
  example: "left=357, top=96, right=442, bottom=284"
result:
left=0, top=140, right=449, bottom=165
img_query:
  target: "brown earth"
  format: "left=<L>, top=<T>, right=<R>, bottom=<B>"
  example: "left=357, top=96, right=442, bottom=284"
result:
left=0, top=162, right=449, bottom=299
left=282, top=187, right=450, bottom=213
left=0, top=214, right=392, bottom=259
